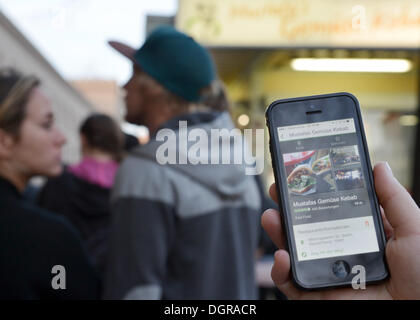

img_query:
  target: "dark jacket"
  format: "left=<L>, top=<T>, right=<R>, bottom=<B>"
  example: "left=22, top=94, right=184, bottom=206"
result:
left=38, top=170, right=111, bottom=281
left=0, top=176, right=100, bottom=299
left=104, top=111, right=261, bottom=300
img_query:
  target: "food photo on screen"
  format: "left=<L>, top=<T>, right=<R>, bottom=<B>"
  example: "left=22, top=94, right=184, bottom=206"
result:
left=312, top=154, right=331, bottom=175
left=283, top=150, right=336, bottom=196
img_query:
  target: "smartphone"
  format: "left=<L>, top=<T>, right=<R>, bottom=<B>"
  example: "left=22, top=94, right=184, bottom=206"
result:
left=266, top=92, right=388, bottom=290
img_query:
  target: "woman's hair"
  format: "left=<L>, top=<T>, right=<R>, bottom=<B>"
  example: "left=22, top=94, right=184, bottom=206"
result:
left=80, top=113, right=124, bottom=161
left=0, top=68, right=40, bottom=138
left=200, top=80, right=230, bottom=111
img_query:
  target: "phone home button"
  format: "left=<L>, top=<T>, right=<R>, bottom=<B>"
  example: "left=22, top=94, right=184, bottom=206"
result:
left=332, top=260, right=350, bottom=279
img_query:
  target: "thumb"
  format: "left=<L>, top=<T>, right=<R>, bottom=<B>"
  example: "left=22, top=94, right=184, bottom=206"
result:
left=374, top=162, right=420, bottom=236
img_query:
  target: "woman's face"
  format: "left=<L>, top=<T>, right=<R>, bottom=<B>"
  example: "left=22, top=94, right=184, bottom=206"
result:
left=10, top=88, right=66, bottom=177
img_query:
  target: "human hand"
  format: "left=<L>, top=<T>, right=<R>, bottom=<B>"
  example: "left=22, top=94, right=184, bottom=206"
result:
left=261, top=162, right=420, bottom=299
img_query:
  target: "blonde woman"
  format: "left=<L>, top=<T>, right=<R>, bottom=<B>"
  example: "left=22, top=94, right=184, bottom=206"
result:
left=0, top=68, right=99, bottom=299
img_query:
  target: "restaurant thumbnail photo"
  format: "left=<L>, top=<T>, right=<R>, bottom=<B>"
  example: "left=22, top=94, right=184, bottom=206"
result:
left=283, top=145, right=365, bottom=196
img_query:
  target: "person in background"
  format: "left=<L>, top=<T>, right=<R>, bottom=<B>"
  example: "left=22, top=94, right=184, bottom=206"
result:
left=124, top=132, right=140, bottom=151
left=104, top=25, right=261, bottom=300
left=38, top=113, right=124, bottom=283
left=200, top=79, right=230, bottom=112
left=201, top=78, right=285, bottom=300
left=0, top=68, right=99, bottom=299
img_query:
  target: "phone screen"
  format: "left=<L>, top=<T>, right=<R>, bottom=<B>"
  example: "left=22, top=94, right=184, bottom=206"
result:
left=277, top=118, right=380, bottom=261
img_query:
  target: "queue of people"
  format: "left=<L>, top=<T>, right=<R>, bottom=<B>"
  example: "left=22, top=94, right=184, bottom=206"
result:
left=1, top=25, right=420, bottom=300
left=38, top=113, right=124, bottom=282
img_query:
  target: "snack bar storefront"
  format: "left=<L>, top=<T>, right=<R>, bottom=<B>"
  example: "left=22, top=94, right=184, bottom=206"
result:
left=176, top=0, right=420, bottom=202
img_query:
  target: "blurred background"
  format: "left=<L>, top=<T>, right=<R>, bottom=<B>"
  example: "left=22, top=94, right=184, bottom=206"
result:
left=0, top=0, right=419, bottom=202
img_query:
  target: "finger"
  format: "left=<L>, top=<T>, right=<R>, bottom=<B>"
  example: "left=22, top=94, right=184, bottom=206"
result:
left=269, top=183, right=278, bottom=204
left=271, top=250, right=302, bottom=300
left=373, top=162, right=420, bottom=235
left=261, top=209, right=285, bottom=249
left=271, top=250, right=383, bottom=300
left=380, top=206, right=394, bottom=240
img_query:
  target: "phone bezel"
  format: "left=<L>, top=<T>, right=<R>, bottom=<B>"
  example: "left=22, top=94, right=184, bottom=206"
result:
left=266, top=92, right=389, bottom=290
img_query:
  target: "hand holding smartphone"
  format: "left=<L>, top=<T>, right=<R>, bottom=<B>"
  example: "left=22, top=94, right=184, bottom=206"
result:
left=266, top=92, right=388, bottom=290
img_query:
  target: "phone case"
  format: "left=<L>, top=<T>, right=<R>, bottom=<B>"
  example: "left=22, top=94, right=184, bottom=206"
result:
left=266, top=92, right=389, bottom=290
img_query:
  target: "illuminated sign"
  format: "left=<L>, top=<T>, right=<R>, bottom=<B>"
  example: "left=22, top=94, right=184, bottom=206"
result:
left=176, top=0, right=420, bottom=48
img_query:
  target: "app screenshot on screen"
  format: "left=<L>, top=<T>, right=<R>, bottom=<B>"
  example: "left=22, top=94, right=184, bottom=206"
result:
left=277, top=118, right=379, bottom=261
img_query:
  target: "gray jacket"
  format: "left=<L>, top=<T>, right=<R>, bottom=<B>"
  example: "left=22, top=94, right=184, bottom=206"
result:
left=104, top=111, right=261, bottom=299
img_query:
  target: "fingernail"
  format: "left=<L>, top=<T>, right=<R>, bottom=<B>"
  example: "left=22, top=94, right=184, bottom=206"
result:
left=385, top=162, right=393, bottom=176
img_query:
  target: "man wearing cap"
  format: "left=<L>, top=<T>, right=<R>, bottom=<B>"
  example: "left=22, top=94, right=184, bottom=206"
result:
left=104, top=26, right=261, bottom=300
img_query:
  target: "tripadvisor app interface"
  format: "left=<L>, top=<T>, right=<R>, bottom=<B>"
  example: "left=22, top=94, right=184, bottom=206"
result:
left=277, top=118, right=379, bottom=261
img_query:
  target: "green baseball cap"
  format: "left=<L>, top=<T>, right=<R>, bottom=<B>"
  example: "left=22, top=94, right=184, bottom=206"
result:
left=109, top=26, right=216, bottom=102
